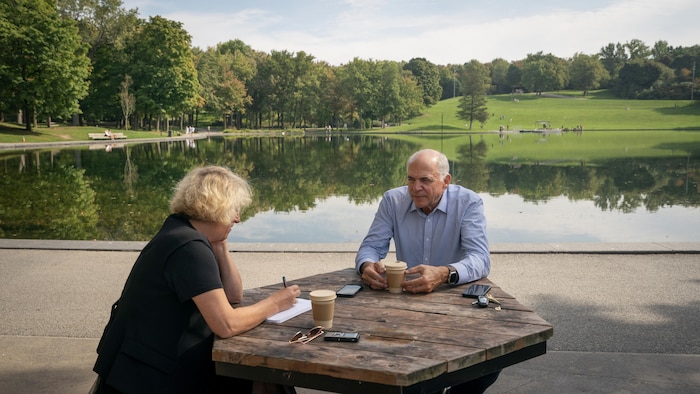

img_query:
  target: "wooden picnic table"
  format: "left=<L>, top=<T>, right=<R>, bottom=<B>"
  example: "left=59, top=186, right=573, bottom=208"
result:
left=213, top=268, right=553, bottom=393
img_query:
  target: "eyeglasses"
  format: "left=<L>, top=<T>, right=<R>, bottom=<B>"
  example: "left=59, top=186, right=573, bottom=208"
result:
left=289, top=326, right=324, bottom=344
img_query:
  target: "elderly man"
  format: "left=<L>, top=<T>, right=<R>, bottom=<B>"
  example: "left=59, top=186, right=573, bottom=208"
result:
left=355, top=149, right=498, bottom=393
left=356, top=148, right=491, bottom=292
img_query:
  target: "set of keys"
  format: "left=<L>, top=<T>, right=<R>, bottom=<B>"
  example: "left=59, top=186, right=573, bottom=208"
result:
left=471, top=293, right=502, bottom=310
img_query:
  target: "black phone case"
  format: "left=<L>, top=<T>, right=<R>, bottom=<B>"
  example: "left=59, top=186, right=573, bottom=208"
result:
left=323, top=332, right=360, bottom=342
left=462, top=284, right=491, bottom=298
left=336, top=284, right=362, bottom=297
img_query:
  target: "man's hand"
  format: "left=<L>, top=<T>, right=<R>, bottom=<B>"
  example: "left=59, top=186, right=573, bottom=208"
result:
left=360, top=261, right=388, bottom=290
left=403, top=265, right=448, bottom=293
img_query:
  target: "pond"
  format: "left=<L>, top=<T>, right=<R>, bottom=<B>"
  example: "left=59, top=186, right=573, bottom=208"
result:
left=1, top=131, right=698, bottom=243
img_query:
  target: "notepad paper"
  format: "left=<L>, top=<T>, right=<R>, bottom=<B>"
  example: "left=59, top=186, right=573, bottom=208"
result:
left=265, top=298, right=312, bottom=324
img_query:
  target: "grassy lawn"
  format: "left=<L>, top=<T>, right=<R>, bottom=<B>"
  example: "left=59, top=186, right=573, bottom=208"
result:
left=0, top=122, right=166, bottom=144
left=1, top=90, right=698, bottom=144
left=393, top=90, right=699, bottom=132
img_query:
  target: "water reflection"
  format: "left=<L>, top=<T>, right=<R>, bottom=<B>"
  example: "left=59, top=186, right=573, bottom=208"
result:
left=0, top=133, right=698, bottom=242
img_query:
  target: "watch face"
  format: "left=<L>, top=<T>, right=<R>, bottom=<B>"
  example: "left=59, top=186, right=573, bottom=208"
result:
left=449, top=270, right=458, bottom=284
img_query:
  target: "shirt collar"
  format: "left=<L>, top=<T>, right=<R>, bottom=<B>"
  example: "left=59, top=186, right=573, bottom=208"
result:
left=409, top=187, right=449, bottom=216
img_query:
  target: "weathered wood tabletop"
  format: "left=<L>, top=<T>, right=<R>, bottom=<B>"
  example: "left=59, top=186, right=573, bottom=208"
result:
left=213, top=268, right=553, bottom=393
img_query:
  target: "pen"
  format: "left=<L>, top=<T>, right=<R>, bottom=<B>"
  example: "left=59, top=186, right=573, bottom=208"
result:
left=283, top=276, right=287, bottom=288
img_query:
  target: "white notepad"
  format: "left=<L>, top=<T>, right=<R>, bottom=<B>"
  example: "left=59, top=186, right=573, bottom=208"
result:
left=265, top=298, right=312, bottom=324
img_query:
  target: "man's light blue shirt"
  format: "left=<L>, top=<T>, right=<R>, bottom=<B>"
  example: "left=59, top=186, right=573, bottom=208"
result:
left=355, top=184, right=490, bottom=284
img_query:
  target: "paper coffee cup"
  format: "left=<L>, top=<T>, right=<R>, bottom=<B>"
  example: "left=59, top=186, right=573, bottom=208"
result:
left=384, top=261, right=407, bottom=294
left=309, top=289, right=337, bottom=328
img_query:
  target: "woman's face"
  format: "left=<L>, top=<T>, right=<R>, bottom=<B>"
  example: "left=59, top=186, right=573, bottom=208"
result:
left=203, top=212, right=241, bottom=243
left=223, top=212, right=241, bottom=237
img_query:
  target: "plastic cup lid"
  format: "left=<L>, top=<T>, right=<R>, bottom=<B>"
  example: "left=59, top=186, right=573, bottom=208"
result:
left=309, top=289, right=337, bottom=301
left=384, top=261, right=407, bottom=270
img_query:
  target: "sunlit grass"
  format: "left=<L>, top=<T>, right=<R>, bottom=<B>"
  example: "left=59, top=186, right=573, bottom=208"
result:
left=392, top=91, right=699, bottom=132
left=0, top=122, right=173, bottom=143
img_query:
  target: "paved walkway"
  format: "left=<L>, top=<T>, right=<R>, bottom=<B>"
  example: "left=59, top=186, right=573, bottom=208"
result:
left=1, top=240, right=698, bottom=393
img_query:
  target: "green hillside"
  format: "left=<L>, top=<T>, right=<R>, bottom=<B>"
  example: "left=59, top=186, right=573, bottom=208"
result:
left=376, top=91, right=700, bottom=165
left=391, top=90, right=699, bottom=133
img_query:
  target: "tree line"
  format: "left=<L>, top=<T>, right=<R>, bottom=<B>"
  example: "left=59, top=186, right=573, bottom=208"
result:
left=1, top=0, right=698, bottom=132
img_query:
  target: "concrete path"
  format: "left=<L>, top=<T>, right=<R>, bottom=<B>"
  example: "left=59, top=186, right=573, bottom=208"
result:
left=1, top=240, right=698, bottom=393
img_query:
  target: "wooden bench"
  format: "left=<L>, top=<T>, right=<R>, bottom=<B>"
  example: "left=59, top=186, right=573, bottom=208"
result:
left=88, top=133, right=127, bottom=140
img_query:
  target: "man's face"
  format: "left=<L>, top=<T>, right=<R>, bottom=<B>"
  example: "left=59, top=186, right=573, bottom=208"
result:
left=407, top=158, right=450, bottom=214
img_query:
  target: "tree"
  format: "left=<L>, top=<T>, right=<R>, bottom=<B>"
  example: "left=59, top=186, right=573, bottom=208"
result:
left=265, top=50, right=296, bottom=128
left=316, top=62, right=349, bottom=129
left=489, top=58, right=512, bottom=94
left=58, top=0, right=140, bottom=60
left=599, top=42, right=628, bottom=83
left=505, top=62, right=523, bottom=91
left=521, top=52, right=569, bottom=95
left=456, top=60, right=490, bottom=130
left=338, top=58, right=377, bottom=130
left=288, top=51, right=317, bottom=128
left=295, top=60, right=326, bottom=128
left=569, top=53, right=608, bottom=96
left=437, top=65, right=460, bottom=100
left=247, top=51, right=274, bottom=129
left=613, top=59, right=667, bottom=98
left=196, top=45, right=253, bottom=129
left=215, top=40, right=256, bottom=128
left=403, top=58, right=442, bottom=106
left=651, top=40, right=673, bottom=66
left=374, top=61, right=402, bottom=128
left=0, top=0, right=91, bottom=131
left=58, top=0, right=140, bottom=125
left=129, top=16, right=200, bottom=131
left=625, top=38, right=651, bottom=60
left=395, top=70, right=424, bottom=125
left=119, top=75, right=136, bottom=130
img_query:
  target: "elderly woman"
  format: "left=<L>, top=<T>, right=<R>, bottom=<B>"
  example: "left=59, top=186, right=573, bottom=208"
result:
left=92, top=166, right=300, bottom=393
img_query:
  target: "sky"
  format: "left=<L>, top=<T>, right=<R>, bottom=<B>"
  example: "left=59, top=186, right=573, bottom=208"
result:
left=119, top=0, right=700, bottom=65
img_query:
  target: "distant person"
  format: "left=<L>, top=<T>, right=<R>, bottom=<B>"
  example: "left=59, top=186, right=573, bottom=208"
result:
left=355, top=149, right=499, bottom=393
left=91, top=166, right=300, bottom=394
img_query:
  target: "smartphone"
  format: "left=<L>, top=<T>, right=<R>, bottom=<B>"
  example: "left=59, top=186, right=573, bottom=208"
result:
left=323, top=332, right=360, bottom=342
left=462, top=284, right=492, bottom=298
left=336, top=284, right=362, bottom=297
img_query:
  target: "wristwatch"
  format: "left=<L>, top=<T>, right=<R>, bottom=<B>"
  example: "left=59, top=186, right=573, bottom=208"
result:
left=446, top=265, right=459, bottom=285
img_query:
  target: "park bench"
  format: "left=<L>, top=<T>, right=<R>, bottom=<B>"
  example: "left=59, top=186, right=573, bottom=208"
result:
left=88, top=132, right=127, bottom=140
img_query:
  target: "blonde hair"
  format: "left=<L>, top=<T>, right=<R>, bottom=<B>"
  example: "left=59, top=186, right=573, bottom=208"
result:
left=169, top=166, right=252, bottom=224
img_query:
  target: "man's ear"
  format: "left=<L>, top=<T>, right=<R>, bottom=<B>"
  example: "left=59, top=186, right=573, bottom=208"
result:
left=443, top=174, right=452, bottom=187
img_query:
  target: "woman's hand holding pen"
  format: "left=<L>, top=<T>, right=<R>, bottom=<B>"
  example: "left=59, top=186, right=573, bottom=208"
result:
left=270, top=284, right=300, bottom=313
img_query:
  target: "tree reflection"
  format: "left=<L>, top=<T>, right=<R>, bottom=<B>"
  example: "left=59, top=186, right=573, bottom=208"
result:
left=0, top=135, right=697, bottom=241
left=0, top=164, right=98, bottom=239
